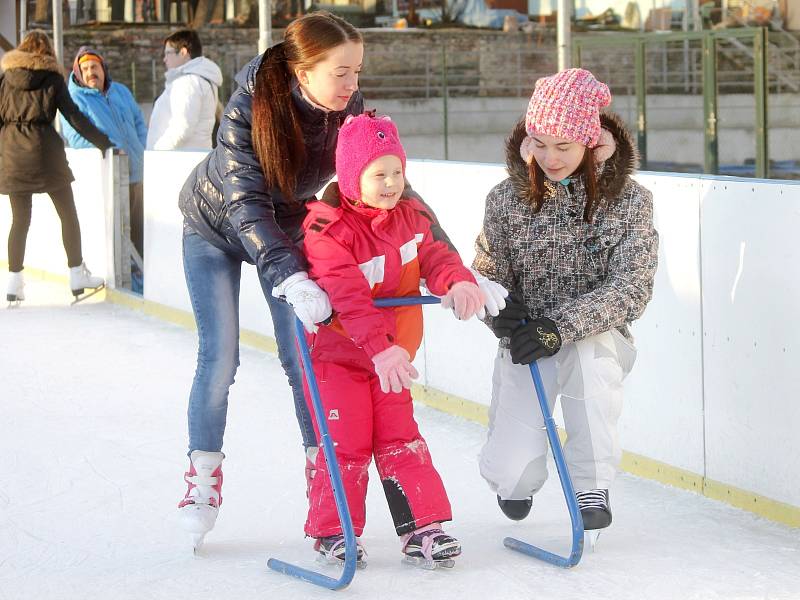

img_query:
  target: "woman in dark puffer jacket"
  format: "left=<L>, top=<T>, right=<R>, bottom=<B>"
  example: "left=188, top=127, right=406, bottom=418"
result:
left=1, top=30, right=111, bottom=304
left=175, top=12, right=368, bottom=550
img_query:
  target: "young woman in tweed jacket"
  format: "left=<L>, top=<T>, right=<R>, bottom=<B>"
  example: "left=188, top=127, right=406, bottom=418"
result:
left=473, top=68, right=659, bottom=531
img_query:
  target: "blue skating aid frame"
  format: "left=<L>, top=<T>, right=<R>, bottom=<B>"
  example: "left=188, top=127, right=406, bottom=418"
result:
left=503, top=360, right=585, bottom=568
left=267, top=295, right=440, bottom=590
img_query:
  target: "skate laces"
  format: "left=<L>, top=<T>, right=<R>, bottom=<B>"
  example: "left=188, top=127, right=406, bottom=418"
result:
left=576, top=489, right=608, bottom=510
left=315, top=534, right=365, bottom=561
left=401, top=523, right=454, bottom=561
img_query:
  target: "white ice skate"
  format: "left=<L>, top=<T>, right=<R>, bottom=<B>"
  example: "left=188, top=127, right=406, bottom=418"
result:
left=178, top=450, right=224, bottom=553
left=6, top=271, right=24, bottom=308
left=69, top=263, right=104, bottom=304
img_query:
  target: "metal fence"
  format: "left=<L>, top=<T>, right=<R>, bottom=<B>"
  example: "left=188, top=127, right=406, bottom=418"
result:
left=574, top=27, right=800, bottom=179
left=118, top=28, right=798, bottom=177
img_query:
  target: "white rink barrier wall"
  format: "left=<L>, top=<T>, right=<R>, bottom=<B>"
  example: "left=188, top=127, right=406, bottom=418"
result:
left=2, top=151, right=799, bottom=528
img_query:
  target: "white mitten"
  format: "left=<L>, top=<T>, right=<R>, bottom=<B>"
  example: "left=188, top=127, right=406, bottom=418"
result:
left=272, top=272, right=332, bottom=333
left=469, top=268, right=508, bottom=320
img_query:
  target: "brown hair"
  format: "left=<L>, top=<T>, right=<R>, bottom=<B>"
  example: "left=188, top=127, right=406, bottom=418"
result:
left=164, top=29, right=203, bottom=59
left=528, top=148, right=601, bottom=223
left=251, top=11, right=362, bottom=202
left=18, top=29, right=55, bottom=57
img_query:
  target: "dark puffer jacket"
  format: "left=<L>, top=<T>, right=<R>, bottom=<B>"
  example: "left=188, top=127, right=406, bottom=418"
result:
left=0, top=49, right=111, bottom=194
left=179, top=53, right=364, bottom=290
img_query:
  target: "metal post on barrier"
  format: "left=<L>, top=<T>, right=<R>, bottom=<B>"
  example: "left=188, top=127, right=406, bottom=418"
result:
left=753, top=27, right=769, bottom=179
left=702, top=33, right=719, bottom=175
left=102, top=149, right=134, bottom=291
left=441, top=44, right=449, bottom=161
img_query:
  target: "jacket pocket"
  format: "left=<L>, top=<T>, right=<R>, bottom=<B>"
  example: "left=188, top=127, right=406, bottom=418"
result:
left=583, top=226, right=623, bottom=275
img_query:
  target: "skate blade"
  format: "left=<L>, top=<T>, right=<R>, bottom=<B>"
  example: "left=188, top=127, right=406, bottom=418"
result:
left=6, top=300, right=22, bottom=309
left=70, top=283, right=105, bottom=305
left=315, top=553, right=367, bottom=570
left=402, top=556, right=456, bottom=570
left=584, top=530, right=601, bottom=552
left=191, top=533, right=206, bottom=555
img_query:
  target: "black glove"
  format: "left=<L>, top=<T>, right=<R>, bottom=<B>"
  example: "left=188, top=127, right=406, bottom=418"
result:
left=509, top=316, right=562, bottom=365
left=490, top=293, right=530, bottom=339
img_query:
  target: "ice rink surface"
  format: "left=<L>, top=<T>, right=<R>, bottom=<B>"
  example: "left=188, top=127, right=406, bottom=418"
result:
left=2, top=278, right=799, bottom=600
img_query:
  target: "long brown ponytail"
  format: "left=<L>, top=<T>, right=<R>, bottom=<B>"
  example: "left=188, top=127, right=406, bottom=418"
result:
left=528, top=148, right=600, bottom=223
left=251, top=12, right=363, bottom=202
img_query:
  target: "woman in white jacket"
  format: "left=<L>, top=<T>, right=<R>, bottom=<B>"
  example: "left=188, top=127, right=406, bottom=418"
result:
left=147, top=29, right=222, bottom=151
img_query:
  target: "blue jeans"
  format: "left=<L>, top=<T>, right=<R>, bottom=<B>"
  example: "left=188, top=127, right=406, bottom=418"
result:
left=182, top=226, right=317, bottom=454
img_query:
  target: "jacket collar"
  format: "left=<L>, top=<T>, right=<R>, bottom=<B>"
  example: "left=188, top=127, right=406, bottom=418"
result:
left=290, top=80, right=361, bottom=128
left=505, top=111, right=638, bottom=202
left=233, top=52, right=361, bottom=128
left=1, top=49, right=64, bottom=75
left=68, top=72, right=107, bottom=96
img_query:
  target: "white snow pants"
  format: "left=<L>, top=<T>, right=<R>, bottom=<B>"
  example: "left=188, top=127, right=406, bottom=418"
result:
left=479, top=329, right=637, bottom=499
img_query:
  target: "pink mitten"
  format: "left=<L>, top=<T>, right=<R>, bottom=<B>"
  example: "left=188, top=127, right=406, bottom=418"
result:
left=441, top=281, right=486, bottom=321
left=371, top=345, right=419, bottom=393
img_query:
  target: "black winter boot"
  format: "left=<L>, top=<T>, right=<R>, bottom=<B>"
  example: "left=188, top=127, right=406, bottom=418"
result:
left=497, top=495, right=533, bottom=521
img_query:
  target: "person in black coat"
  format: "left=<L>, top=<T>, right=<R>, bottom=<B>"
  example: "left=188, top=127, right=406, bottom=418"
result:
left=1, top=30, right=111, bottom=304
left=175, top=12, right=506, bottom=552
left=175, top=13, right=365, bottom=550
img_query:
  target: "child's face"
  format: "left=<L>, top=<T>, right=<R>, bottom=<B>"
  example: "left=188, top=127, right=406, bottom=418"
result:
left=531, top=133, right=586, bottom=181
left=358, top=155, right=404, bottom=209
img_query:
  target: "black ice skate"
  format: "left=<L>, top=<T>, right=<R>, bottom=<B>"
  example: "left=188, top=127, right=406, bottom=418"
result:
left=497, top=495, right=533, bottom=521
left=576, top=489, right=611, bottom=551
left=400, top=523, right=461, bottom=570
left=314, top=534, right=367, bottom=569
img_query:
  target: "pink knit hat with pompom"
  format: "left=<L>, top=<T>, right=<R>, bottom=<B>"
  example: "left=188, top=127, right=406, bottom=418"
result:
left=336, top=112, right=407, bottom=202
left=525, top=68, right=611, bottom=148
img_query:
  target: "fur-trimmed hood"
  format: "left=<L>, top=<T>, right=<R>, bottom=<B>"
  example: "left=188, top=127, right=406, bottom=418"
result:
left=1, top=49, right=65, bottom=91
left=505, top=111, right=639, bottom=202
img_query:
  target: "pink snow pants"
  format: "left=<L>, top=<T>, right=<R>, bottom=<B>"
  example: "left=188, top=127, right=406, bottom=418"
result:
left=302, top=360, right=452, bottom=538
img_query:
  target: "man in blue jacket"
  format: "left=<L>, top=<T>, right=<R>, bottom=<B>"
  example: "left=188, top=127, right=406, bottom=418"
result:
left=61, top=46, right=147, bottom=259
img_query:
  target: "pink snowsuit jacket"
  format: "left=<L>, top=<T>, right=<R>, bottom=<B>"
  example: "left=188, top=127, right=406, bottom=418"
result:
left=300, top=182, right=475, bottom=537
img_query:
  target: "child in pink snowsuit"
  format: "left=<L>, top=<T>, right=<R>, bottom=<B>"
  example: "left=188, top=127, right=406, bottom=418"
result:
left=300, top=113, right=504, bottom=568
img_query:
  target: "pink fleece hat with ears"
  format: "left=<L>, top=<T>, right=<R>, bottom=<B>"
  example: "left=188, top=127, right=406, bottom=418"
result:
left=525, top=68, right=611, bottom=148
left=336, top=112, right=407, bottom=202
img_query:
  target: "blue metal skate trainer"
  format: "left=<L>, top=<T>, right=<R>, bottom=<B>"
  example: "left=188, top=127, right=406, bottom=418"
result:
left=267, top=295, right=441, bottom=590
left=502, top=359, right=585, bottom=568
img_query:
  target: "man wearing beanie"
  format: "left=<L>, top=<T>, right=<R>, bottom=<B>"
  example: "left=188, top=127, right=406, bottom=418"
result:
left=474, top=68, right=658, bottom=537
left=61, top=46, right=147, bottom=261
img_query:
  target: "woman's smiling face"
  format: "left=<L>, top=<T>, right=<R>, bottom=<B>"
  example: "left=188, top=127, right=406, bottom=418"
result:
left=295, top=41, right=363, bottom=111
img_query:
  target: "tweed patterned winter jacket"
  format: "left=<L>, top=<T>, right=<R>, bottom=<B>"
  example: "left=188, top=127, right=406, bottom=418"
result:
left=472, top=112, right=659, bottom=346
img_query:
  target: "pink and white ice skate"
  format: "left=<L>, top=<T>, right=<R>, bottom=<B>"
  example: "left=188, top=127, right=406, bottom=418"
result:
left=400, top=523, right=461, bottom=570
left=178, top=450, right=224, bottom=553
